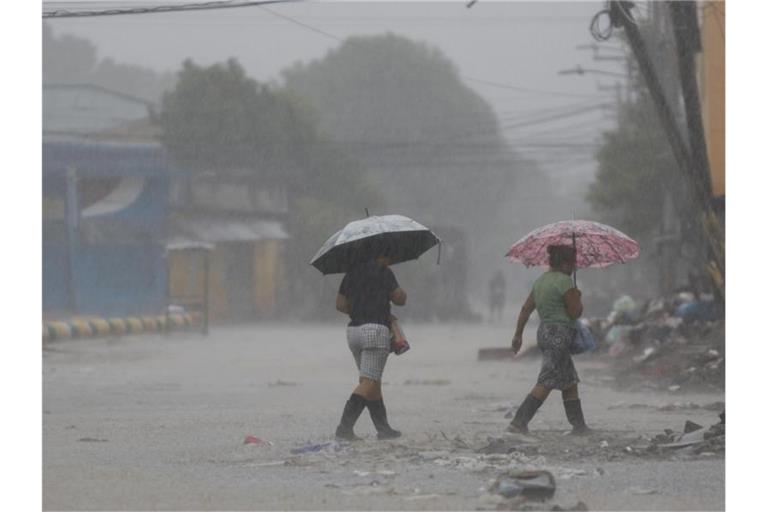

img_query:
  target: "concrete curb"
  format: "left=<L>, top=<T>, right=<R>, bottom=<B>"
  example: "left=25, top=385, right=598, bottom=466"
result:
left=44, top=312, right=202, bottom=341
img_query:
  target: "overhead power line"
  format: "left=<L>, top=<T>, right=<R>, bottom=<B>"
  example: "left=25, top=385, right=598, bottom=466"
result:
left=499, top=103, right=610, bottom=131
left=258, top=4, right=341, bottom=41
left=44, top=0, right=604, bottom=100
left=42, top=0, right=299, bottom=18
left=256, top=4, right=604, bottom=100
left=455, top=75, right=602, bottom=99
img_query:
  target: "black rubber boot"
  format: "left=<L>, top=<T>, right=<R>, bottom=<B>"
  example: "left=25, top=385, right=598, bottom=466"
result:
left=507, top=394, right=543, bottom=434
left=366, top=399, right=402, bottom=440
left=335, top=394, right=367, bottom=441
left=564, top=399, right=592, bottom=435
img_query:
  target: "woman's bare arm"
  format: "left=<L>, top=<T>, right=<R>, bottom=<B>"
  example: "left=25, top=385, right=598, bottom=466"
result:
left=564, top=288, right=583, bottom=319
left=511, top=292, right=535, bottom=353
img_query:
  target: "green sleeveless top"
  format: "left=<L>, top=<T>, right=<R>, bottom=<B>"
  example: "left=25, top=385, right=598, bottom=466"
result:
left=533, top=270, right=576, bottom=326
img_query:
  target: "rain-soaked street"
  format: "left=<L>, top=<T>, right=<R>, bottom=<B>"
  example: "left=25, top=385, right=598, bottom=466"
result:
left=43, top=324, right=724, bottom=511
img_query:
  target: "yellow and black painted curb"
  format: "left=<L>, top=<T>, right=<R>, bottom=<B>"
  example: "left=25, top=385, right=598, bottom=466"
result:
left=43, top=312, right=202, bottom=341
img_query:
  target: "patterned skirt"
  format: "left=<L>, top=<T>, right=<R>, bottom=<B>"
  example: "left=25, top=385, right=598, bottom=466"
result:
left=536, top=323, right=580, bottom=390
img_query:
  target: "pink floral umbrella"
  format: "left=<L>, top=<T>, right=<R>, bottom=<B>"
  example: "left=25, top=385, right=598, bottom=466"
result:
left=506, top=220, right=640, bottom=269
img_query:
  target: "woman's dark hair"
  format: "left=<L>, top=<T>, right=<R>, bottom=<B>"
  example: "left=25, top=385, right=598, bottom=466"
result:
left=548, top=245, right=576, bottom=267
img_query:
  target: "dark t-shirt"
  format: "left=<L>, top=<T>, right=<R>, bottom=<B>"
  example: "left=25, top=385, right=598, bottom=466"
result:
left=339, top=261, right=399, bottom=328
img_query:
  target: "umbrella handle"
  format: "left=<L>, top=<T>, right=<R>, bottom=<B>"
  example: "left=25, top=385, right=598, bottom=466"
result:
left=571, top=232, right=578, bottom=289
left=437, top=240, right=442, bottom=265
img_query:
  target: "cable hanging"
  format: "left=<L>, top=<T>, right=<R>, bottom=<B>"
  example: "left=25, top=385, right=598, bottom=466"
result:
left=42, top=0, right=299, bottom=19
left=590, top=8, right=614, bottom=42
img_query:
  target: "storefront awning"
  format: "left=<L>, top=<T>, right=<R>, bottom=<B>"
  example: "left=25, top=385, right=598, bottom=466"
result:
left=176, top=218, right=289, bottom=244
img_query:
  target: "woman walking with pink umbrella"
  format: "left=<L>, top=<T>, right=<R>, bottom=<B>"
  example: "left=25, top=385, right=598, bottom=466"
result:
left=505, top=220, right=639, bottom=435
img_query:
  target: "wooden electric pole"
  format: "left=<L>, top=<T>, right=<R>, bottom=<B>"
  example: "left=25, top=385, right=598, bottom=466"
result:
left=608, top=0, right=725, bottom=299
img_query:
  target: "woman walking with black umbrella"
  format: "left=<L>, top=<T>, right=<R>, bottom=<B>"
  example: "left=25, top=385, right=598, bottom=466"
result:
left=334, top=251, right=406, bottom=440
left=310, top=214, right=440, bottom=441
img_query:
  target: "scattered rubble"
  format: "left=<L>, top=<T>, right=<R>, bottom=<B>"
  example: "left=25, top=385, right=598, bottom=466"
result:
left=403, top=378, right=451, bottom=386
left=290, top=440, right=345, bottom=455
left=623, top=415, right=725, bottom=457
left=607, top=400, right=724, bottom=412
left=477, top=434, right=540, bottom=455
left=491, top=470, right=556, bottom=500
left=583, top=292, right=724, bottom=392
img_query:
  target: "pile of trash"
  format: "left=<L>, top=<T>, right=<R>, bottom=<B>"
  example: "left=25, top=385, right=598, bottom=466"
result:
left=584, top=293, right=724, bottom=391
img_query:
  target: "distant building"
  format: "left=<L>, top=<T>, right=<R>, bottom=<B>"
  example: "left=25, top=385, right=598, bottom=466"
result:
left=42, top=83, right=290, bottom=322
left=43, top=83, right=159, bottom=142
left=43, top=84, right=169, bottom=318
left=168, top=171, right=289, bottom=321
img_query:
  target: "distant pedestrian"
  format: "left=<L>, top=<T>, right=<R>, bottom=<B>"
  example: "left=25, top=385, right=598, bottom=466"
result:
left=334, top=252, right=407, bottom=441
left=507, top=245, right=591, bottom=435
left=488, top=270, right=506, bottom=321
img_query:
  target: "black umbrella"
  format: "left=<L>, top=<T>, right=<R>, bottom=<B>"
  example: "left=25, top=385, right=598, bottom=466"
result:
left=310, top=214, right=440, bottom=275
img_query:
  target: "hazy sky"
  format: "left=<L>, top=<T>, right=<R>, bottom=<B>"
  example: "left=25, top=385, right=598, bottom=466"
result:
left=44, top=1, right=630, bottom=180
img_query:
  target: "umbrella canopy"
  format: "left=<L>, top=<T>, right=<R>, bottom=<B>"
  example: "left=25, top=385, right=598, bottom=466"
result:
left=506, top=220, right=639, bottom=269
left=310, top=214, right=440, bottom=275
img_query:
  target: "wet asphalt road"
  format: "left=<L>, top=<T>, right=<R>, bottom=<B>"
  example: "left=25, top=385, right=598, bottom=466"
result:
left=43, top=323, right=724, bottom=510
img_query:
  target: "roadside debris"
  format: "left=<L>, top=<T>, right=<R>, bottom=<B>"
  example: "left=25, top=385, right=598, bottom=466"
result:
left=491, top=470, right=556, bottom=501
left=627, top=415, right=726, bottom=457
left=683, top=421, right=703, bottom=433
left=403, top=378, right=451, bottom=386
left=477, top=434, right=540, bottom=455
left=290, top=440, right=344, bottom=455
left=243, top=435, right=272, bottom=446
left=581, top=291, right=723, bottom=392
left=607, top=401, right=724, bottom=412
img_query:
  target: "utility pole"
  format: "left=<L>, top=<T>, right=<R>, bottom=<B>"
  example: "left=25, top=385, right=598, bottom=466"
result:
left=648, top=1, right=685, bottom=296
left=669, top=1, right=715, bottom=203
left=606, top=0, right=725, bottom=300
left=65, top=167, right=80, bottom=314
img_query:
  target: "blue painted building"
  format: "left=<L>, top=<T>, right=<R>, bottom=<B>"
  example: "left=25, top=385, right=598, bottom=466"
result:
left=43, top=85, right=171, bottom=318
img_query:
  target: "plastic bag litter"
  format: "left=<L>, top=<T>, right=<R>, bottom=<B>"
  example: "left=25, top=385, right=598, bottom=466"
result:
left=243, top=435, right=272, bottom=446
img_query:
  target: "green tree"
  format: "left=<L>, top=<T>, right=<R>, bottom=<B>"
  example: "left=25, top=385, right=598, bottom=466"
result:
left=158, top=58, right=381, bottom=319
left=587, top=92, right=683, bottom=239
left=586, top=86, right=710, bottom=298
left=283, top=34, right=532, bottom=305
left=43, top=23, right=176, bottom=102
left=43, top=24, right=98, bottom=83
left=158, top=58, right=317, bottom=177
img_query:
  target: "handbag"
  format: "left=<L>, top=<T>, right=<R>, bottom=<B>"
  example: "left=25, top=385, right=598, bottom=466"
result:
left=570, top=320, right=597, bottom=355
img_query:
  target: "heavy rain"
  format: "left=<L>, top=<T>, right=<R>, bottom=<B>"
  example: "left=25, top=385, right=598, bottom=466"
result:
left=30, top=0, right=734, bottom=510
